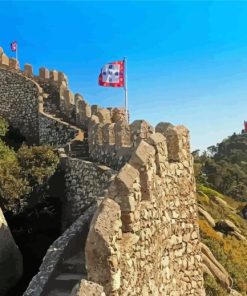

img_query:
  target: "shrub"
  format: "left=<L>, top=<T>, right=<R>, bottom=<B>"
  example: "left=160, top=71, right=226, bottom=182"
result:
left=204, top=274, right=228, bottom=296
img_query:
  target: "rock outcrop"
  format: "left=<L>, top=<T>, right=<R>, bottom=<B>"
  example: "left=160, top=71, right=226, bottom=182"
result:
left=0, top=207, right=23, bottom=295
left=201, top=243, right=232, bottom=291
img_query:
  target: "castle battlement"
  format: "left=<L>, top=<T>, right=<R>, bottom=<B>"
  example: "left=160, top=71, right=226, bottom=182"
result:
left=0, top=45, right=205, bottom=296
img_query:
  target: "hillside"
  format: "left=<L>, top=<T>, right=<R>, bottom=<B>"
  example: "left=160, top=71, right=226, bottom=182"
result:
left=193, top=132, right=247, bottom=295
left=197, top=185, right=247, bottom=295
left=194, top=132, right=247, bottom=202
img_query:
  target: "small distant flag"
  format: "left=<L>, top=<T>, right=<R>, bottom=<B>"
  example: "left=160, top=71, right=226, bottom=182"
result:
left=10, top=41, right=17, bottom=52
left=244, top=121, right=247, bottom=132
left=98, top=61, right=124, bottom=87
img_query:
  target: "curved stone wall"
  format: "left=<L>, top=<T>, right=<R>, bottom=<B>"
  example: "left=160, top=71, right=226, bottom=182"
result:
left=0, top=68, right=41, bottom=143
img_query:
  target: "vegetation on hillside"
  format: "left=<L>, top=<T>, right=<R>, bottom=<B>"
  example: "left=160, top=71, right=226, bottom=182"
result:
left=193, top=132, right=247, bottom=295
left=193, top=132, right=247, bottom=201
left=0, top=117, right=59, bottom=212
left=197, top=185, right=247, bottom=295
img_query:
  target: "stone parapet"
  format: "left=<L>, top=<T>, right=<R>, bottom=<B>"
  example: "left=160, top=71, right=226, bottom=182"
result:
left=85, top=127, right=205, bottom=295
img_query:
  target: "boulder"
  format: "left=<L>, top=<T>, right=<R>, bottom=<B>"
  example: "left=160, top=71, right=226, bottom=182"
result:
left=215, top=219, right=240, bottom=234
left=201, top=243, right=232, bottom=290
left=230, top=289, right=242, bottom=296
left=198, top=206, right=215, bottom=227
left=242, top=205, right=247, bottom=219
left=0, top=208, right=23, bottom=295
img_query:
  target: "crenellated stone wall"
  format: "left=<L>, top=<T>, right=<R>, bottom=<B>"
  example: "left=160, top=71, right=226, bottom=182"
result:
left=88, top=119, right=154, bottom=170
left=85, top=124, right=205, bottom=296
left=0, top=45, right=205, bottom=296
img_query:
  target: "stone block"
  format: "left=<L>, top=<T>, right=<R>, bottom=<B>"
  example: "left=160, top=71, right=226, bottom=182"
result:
left=24, top=64, right=33, bottom=76
left=97, top=109, right=111, bottom=124
left=0, top=52, right=9, bottom=67
left=39, top=67, right=49, bottom=79
left=111, top=107, right=126, bottom=123
left=91, top=104, right=101, bottom=115
left=102, top=123, right=115, bottom=144
left=9, top=58, right=19, bottom=70
left=50, top=70, right=58, bottom=82
left=70, top=280, right=106, bottom=296
left=130, top=120, right=154, bottom=146
left=115, top=121, right=131, bottom=147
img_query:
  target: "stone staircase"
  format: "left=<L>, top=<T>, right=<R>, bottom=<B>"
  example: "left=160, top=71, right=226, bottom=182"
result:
left=68, top=139, right=89, bottom=159
left=44, top=108, right=90, bottom=161
left=47, top=251, right=87, bottom=296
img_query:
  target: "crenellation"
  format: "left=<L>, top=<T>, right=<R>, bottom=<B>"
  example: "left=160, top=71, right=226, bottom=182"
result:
left=76, top=98, right=92, bottom=129
left=130, top=120, right=154, bottom=147
left=156, top=123, right=190, bottom=162
left=49, top=69, right=59, bottom=82
left=111, top=107, right=126, bottom=123
left=24, top=64, right=33, bottom=77
left=39, top=67, right=50, bottom=79
left=91, top=104, right=101, bottom=115
left=0, top=50, right=9, bottom=68
left=96, top=108, right=111, bottom=124
left=58, top=71, right=68, bottom=85
left=115, top=120, right=131, bottom=147
left=64, top=89, right=75, bottom=113
left=102, top=123, right=115, bottom=145
left=9, top=58, right=19, bottom=70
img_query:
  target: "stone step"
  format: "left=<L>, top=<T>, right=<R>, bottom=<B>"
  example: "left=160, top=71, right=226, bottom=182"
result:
left=61, top=252, right=86, bottom=274
left=54, top=273, right=86, bottom=290
left=47, top=289, right=70, bottom=296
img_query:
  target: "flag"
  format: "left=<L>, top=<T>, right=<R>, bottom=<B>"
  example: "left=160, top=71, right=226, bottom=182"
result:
left=10, top=41, right=17, bottom=52
left=98, top=60, right=124, bottom=87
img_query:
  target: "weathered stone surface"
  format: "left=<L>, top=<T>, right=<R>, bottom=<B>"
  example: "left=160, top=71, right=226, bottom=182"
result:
left=62, top=157, right=116, bottom=229
left=86, top=128, right=205, bottom=295
left=39, top=112, right=79, bottom=146
left=70, top=280, right=106, bottom=296
left=0, top=68, right=40, bottom=143
left=86, top=198, right=122, bottom=294
left=0, top=208, right=23, bottom=296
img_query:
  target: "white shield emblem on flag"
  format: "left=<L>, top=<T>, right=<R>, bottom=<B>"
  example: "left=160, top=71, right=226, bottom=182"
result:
left=102, top=64, right=120, bottom=83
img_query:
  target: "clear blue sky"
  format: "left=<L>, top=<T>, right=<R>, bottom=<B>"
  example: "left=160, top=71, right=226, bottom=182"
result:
left=1, top=1, right=247, bottom=151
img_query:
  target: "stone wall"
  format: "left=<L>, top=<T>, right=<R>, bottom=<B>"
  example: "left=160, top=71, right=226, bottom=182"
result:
left=85, top=125, right=205, bottom=296
left=0, top=68, right=41, bottom=143
left=88, top=119, right=154, bottom=170
left=0, top=47, right=126, bottom=138
left=0, top=208, right=23, bottom=296
left=39, top=112, right=80, bottom=146
left=60, top=155, right=117, bottom=230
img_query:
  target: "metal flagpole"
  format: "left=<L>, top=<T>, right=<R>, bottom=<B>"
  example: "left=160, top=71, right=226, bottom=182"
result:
left=124, top=57, right=128, bottom=123
left=15, top=43, right=18, bottom=61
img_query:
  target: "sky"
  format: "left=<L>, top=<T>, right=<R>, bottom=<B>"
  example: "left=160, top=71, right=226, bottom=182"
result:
left=1, top=0, right=247, bottom=151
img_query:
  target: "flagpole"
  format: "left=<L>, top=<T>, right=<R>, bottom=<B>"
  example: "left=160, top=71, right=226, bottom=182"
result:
left=16, top=43, right=18, bottom=61
left=124, top=56, right=128, bottom=123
